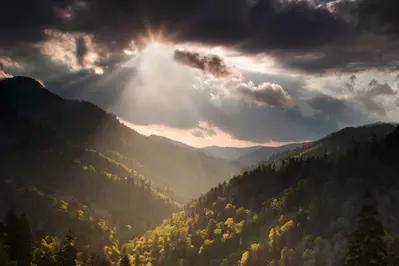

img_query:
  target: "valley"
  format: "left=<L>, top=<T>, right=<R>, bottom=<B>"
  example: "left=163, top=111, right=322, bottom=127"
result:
left=1, top=77, right=399, bottom=266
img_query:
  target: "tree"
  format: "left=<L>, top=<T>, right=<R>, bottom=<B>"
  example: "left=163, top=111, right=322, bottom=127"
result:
left=35, top=237, right=57, bottom=266
left=387, top=236, right=399, bottom=266
left=4, top=210, right=32, bottom=266
left=343, top=191, right=387, bottom=266
left=56, top=230, right=77, bottom=266
left=0, top=236, right=14, bottom=266
left=4, top=209, right=19, bottom=261
left=119, top=255, right=131, bottom=266
left=18, top=213, right=33, bottom=266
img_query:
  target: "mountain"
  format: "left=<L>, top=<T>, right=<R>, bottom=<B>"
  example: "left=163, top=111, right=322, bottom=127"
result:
left=232, top=123, right=395, bottom=167
left=0, top=76, right=240, bottom=202
left=236, top=143, right=304, bottom=166
left=0, top=77, right=183, bottom=250
left=0, top=76, right=241, bottom=261
left=201, top=146, right=263, bottom=161
left=124, top=123, right=399, bottom=266
left=148, top=134, right=197, bottom=151
left=267, top=123, right=396, bottom=163
left=4, top=76, right=399, bottom=266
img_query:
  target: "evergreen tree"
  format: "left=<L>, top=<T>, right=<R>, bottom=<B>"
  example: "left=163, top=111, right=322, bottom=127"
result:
left=0, top=236, right=13, bottom=266
left=3, top=210, right=32, bottom=266
left=343, top=191, right=387, bottom=266
left=18, top=213, right=32, bottom=266
left=5, top=209, right=19, bottom=261
left=119, top=255, right=131, bottom=266
left=56, top=230, right=77, bottom=266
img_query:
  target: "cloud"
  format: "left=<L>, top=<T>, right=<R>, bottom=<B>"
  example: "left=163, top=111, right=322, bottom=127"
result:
left=42, top=47, right=372, bottom=143
left=0, top=56, right=22, bottom=79
left=307, top=72, right=399, bottom=118
left=0, top=69, right=12, bottom=79
left=76, top=37, right=88, bottom=66
left=237, top=82, right=293, bottom=107
left=2, top=0, right=399, bottom=75
left=191, top=130, right=205, bottom=138
left=355, top=79, right=398, bottom=116
left=41, top=39, right=382, bottom=144
left=0, top=0, right=65, bottom=48
left=40, top=30, right=104, bottom=74
left=3, top=0, right=399, bottom=144
left=193, top=125, right=217, bottom=138
left=174, top=50, right=235, bottom=77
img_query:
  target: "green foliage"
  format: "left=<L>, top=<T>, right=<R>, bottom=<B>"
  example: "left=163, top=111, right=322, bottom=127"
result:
left=343, top=192, right=388, bottom=266
left=2, top=77, right=399, bottom=266
left=121, top=126, right=399, bottom=266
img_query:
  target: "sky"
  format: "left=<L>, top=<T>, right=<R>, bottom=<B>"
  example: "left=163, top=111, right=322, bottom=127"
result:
left=1, top=0, right=399, bottom=148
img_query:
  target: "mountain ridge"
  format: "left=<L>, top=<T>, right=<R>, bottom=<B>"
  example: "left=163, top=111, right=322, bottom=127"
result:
left=125, top=123, right=399, bottom=266
left=0, top=76, right=240, bottom=202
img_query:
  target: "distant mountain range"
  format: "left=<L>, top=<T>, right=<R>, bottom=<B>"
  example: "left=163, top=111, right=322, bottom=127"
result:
left=235, top=142, right=304, bottom=166
left=149, top=122, right=398, bottom=167
left=148, top=134, right=197, bottom=151
left=148, top=136, right=306, bottom=167
left=200, top=145, right=264, bottom=161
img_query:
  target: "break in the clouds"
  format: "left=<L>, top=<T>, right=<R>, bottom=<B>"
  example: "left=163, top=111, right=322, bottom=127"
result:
left=1, top=0, right=399, bottom=145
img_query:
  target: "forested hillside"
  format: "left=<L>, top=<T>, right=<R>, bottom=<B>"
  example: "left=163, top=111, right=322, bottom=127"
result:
left=2, top=76, right=399, bottom=266
left=268, top=123, right=396, bottom=163
left=123, top=125, right=399, bottom=266
left=0, top=101, right=180, bottom=260
left=0, top=76, right=239, bottom=264
left=0, top=76, right=239, bottom=202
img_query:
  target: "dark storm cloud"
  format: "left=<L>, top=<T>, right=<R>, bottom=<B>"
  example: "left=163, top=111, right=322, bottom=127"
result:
left=358, top=0, right=399, bottom=35
left=3, top=0, right=399, bottom=74
left=173, top=50, right=234, bottom=77
left=76, top=37, right=88, bottom=66
left=0, top=0, right=68, bottom=48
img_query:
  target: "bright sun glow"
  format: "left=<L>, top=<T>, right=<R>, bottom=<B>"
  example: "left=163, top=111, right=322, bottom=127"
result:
left=135, top=25, right=176, bottom=49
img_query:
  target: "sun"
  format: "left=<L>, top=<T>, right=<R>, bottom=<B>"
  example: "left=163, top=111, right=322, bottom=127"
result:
left=136, top=25, right=174, bottom=49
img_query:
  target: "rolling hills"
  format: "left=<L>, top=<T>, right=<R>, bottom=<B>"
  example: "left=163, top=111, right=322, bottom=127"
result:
left=235, top=143, right=304, bottom=167
left=2, top=76, right=399, bottom=266
left=0, top=76, right=241, bottom=261
left=0, top=76, right=240, bottom=202
left=200, top=146, right=264, bottom=161
left=124, top=123, right=399, bottom=266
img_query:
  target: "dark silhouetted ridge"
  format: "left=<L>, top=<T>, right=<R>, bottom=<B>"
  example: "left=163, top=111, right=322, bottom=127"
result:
left=0, top=76, right=61, bottom=114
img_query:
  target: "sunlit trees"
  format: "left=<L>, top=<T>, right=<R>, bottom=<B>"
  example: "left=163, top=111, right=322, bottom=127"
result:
left=34, top=237, right=57, bottom=266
